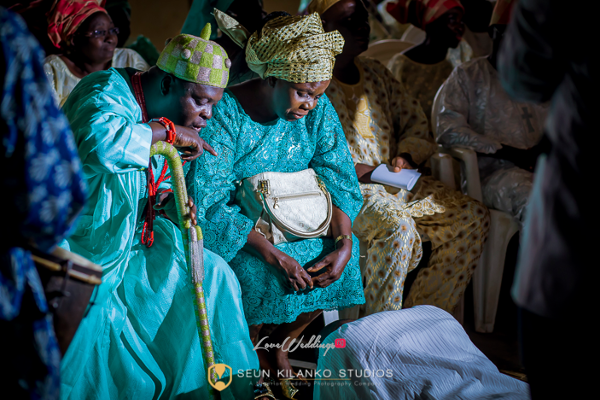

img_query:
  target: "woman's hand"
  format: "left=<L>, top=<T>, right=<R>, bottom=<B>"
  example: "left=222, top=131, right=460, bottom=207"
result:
left=307, top=240, right=352, bottom=288
left=307, top=205, right=354, bottom=288
left=355, top=163, right=377, bottom=183
left=244, top=230, right=312, bottom=292
left=173, top=126, right=217, bottom=161
left=390, top=156, right=415, bottom=172
left=271, top=250, right=313, bottom=292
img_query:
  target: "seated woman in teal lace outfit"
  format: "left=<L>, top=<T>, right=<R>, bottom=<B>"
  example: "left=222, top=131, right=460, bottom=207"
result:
left=190, top=10, right=365, bottom=394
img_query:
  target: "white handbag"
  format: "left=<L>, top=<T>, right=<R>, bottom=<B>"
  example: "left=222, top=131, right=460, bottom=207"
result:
left=235, top=169, right=332, bottom=245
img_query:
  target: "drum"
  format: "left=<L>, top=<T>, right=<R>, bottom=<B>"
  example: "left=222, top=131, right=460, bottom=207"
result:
left=31, top=247, right=102, bottom=355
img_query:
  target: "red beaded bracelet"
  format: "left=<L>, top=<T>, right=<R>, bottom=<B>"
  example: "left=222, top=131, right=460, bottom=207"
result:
left=150, top=117, right=176, bottom=144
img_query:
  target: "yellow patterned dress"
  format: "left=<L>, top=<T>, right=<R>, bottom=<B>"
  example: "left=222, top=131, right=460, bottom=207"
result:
left=327, top=57, right=490, bottom=315
left=387, top=53, right=454, bottom=127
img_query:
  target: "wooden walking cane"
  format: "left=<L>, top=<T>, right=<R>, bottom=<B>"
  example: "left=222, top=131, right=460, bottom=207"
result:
left=150, top=142, right=217, bottom=399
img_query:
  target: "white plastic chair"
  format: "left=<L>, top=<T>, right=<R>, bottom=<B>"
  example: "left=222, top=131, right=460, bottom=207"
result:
left=360, top=39, right=414, bottom=66
left=431, top=84, right=520, bottom=333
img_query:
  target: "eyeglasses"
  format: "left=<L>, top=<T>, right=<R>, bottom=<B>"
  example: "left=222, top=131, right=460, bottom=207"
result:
left=80, top=27, right=120, bottom=39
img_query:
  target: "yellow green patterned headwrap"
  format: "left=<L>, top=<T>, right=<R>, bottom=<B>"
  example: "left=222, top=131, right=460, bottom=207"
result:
left=215, top=10, right=344, bottom=83
left=156, top=24, right=231, bottom=88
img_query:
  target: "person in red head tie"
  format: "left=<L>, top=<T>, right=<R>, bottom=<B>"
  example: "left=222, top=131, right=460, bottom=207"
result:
left=42, top=0, right=148, bottom=106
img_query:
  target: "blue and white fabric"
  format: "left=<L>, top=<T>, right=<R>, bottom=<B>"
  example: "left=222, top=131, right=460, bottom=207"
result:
left=0, top=7, right=86, bottom=399
left=314, top=306, right=530, bottom=400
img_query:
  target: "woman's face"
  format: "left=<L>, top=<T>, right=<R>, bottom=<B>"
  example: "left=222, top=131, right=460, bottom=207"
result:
left=270, top=79, right=331, bottom=122
left=427, top=7, right=465, bottom=49
left=72, top=12, right=117, bottom=64
left=323, top=0, right=371, bottom=56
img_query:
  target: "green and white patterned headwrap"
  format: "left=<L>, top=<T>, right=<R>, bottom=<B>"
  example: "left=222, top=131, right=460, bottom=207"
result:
left=156, top=24, right=231, bottom=88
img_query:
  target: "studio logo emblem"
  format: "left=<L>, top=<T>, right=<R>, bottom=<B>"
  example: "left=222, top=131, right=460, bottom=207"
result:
left=208, top=364, right=232, bottom=391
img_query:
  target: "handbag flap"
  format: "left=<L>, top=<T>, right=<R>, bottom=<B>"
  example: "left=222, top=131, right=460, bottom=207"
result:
left=236, top=169, right=331, bottom=239
left=260, top=170, right=331, bottom=236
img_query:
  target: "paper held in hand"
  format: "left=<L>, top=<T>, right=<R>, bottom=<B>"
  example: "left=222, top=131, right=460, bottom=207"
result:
left=371, top=164, right=421, bottom=191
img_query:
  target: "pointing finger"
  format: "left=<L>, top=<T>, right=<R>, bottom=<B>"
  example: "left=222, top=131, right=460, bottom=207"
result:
left=203, top=142, right=218, bottom=156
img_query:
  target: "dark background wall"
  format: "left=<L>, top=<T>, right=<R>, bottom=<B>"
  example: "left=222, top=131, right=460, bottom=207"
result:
left=128, top=0, right=301, bottom=52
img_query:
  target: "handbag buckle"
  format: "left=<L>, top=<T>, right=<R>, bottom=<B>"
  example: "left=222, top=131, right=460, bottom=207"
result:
left=259, top=180, right=270, bottom=196
left=316, top=177, right=327, bottom=193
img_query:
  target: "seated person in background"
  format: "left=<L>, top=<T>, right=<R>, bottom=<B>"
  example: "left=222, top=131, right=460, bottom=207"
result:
left=42, top=0, right=148, bottom=106
left=311, top=0, right=489, bottom=316
left=435, top=0, right=547, bottom=226
left=375, top=0, right=417, bottom=40
left=313, top=306, right=529, bottom=399
left=460, top=0, right=494, bottom=57
left=58, top=29, right=265, bottom=399
left=386, top=0, right=465, bottom=127
left=181, top=0, right=266, bottom=86
left=0, top=7, right=86, bottom=398
left=387, top=0, right=494, bottom=58
left=194, top=11, right=365, bottom=394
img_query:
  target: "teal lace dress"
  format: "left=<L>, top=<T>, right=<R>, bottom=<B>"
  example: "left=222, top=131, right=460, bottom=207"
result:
left=191, top=91, right=366, bottom=325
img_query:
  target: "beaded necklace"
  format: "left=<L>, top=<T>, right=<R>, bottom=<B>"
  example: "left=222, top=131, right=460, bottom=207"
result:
left=132, top=72, right=170, bottom=247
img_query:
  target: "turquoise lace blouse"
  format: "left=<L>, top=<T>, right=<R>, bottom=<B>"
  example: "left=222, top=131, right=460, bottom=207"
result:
left=192, top=90, right=366, bottom=325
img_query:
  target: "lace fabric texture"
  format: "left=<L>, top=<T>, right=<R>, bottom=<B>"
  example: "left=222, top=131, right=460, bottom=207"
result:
left=435, top=57, right=548, bottom=155
left=434, top=57, right=547, bottom=222
left=192, top=91, right=365, bottom=325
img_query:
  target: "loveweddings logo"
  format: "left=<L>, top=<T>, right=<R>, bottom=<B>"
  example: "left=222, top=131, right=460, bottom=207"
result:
left=254, top=335, right=346, bottom=356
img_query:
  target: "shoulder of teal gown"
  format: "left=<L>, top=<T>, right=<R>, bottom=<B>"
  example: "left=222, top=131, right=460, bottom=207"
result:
left=201, top=90, right=242, bottom=148
left=62, top=68, right=152, bottom=176
left=305, top=93, right=364, bottom=223
left=192, top=90, right=254, bottom=262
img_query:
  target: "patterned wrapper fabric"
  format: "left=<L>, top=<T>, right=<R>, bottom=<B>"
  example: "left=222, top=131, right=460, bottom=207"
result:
left=46, top=0, right=108, bottom=48
left=156, top=24, right=231, bottom=88
left=0, top=7, right=86, bottom=399
left=386, top=0, right=464, bottom=30
left=216, top=9, right=345, bottom=83
left=326, top=57, right=490, bottom=315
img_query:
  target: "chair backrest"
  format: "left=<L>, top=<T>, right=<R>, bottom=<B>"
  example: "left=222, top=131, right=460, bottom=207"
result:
left=400, top=25, right=426, bottom=44
left=360, top=39, right=414, bottom=66
left=431, top=82, right=484, bottom=202
left=431, top=82, right=445, bottom=139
